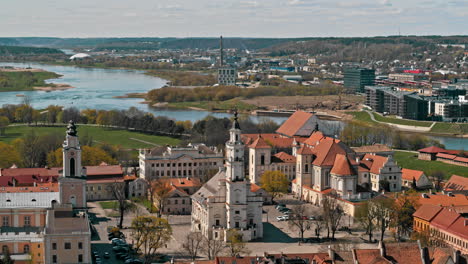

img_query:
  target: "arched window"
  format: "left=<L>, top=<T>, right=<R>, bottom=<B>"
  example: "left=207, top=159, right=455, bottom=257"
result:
left=2, top=245, right=8, bottom=254
left=70, top=158, right=75, bottom=176
left=305, top=164, right=309, bottom=173
left=24, top=245, right=30, bottom=254
left=260, top=154, right=265, bottom=166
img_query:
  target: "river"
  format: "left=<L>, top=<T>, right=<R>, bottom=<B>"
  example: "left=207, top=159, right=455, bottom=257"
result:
left=0, top=62, right=466, bottom=150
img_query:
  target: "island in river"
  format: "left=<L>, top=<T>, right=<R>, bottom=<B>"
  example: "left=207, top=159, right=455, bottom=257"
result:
left=0, top=67, right=73, bottom=92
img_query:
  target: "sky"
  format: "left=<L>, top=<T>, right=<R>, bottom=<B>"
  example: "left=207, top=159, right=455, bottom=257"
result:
left=1, top=0, right=467, bottom=38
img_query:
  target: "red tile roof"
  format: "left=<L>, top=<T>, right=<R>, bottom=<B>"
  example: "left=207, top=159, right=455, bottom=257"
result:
left=273, top=152, right=296, bottom=163
left=250, top=183, right=262, bottom=192
left=297, top=145, right=314, bottom=155
left=304, top=131, right=326, bottom=146
left=413, top=204, right=443, bottom=221
left=401, top=168, right=425, bottom=181
left=385, top=243, right=425, bottom=264
left=418, top=146, right=447, bottom=153
left=249, top=136, right=271, bottom=149
left=242, top=133, right=302, bottom=148
left=445, top=175, right=468, bottom=192
left=430, top=207, right=466, bottom=239
left=454, top=156, right=468, bottom=163
left=0, top=183, right=59, bottom=193
left=276, top=111, right=316, bottom=137
left=360, top=154, right=388, bottom=175
left=330, top=154, right=356, bottom=176
left=417, top=193, right=468, bottom=208
left=312, top=140, right=348, bottom=167
left=0, top=167, right=60, bottom=177
left=353, top=249, right=381, bottom=264
left=436, top=152, right=456, bottom=160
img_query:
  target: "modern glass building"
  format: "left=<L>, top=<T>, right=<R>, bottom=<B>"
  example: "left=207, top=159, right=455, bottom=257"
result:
left=344, top=68, right=375, bottom=93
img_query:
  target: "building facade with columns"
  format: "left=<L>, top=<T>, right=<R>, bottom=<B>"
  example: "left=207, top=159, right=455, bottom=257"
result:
left=191, top=113, right=263, bottom=242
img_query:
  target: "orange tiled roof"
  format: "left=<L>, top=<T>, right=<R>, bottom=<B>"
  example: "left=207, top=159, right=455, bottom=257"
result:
left=297, top=145, right=314, bottom=155
left=413, top=204, right=443, bottom=221
left=330, top=154, right=356, bottom=176
left=430, top=207, right=467, bottom=239
left=85, top=164, right=123, bottom=176
left=353, top=249, right=381, bottom=264
left=242, top=133, right=301, bottom=148
left=385, top=243, right=425, bottom=264
left=401, top=168, right=425, bottom=181
left=250, top=183, right=262, bottom=192
left=303, top=131, right=326, bottom=146
left=445, top=175, right=468, bottom=192
left=436, top=152, right=456, bottom=160
left=276, top=111, right=316, bottom=137
left=0, top=182, right=59, bottom=193
left=454, top=156, right=468, bottom=163
left=418, top=146, right=447, bottom=153
left=249, top=136, right=271, bottom=149
left=165, top=178, right=202, bottom=188
left=418, top=193, right=468, bottom=208
left=360, top=154, right=388, bottom=175
left=273, top=152, right=296, bottom=163
left=312, top=140, right=347, bottom=167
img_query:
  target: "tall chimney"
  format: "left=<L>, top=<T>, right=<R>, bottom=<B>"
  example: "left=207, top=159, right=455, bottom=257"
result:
left=220, top=35, right=224, bottom=67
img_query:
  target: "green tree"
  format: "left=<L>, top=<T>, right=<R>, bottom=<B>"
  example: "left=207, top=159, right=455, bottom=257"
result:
left=0, top=142, right=21, bottom=169
left=131, top=216, right=172, bottom=262
left=0, top=116, right=9, bottom=136
left=226, top=229, right=250, bottom=257
left=260, top=170, right=289, bottom=199
left=0, top=246, right=14, bottom=264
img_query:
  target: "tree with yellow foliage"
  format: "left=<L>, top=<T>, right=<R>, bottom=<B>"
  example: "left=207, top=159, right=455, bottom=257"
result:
left=260, top=170, right=289, bottom=199
left=0, top=142, right=21, bottom=168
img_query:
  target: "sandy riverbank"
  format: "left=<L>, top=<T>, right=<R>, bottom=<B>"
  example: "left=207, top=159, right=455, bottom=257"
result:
left=33, top=83, right=74, bottom=91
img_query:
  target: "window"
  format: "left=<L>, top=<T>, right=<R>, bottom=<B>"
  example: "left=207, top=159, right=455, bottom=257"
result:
left=78, top=254, right=83, bottom=263
left=393, top=184, right=396, bottom=189
left=24, top=216, right=31, bottom=227
left=52, top=243, right=57, bottom=250
left=98, top=186, right=101, bottom=191
left=2, top=246, right=8, bottom=254
left=260, top=154, right=265, bottom=165
left=235, top=222, right=240, bottom=228
left=24, top=245, right=30, bottom=253
left=182, top=199, right=185, bottom=204
left=175, top=200, right=178, bottom=204
left=2, top=216, right=9, bottom=227
left=305, top=164, right=309, bottom=173
left=53, top=255, right=57, bottom=263
left=64, top=242, right=71, bottom=249
left=78, top=242, right=82, bottom=249
left=235, top=210, right=240, bottom=214
left=216, top=219, right=220, bottom=226
left=215, top=232, right=218, bottom=238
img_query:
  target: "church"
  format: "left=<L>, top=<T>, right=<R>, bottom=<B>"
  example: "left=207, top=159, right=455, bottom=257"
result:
left=0, top=121, right=91, bottom=264
left=191, top=113, right=264, bottom=242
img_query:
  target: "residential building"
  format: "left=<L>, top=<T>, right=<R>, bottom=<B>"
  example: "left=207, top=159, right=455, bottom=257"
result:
left=444, top=175, right=468, bottom=195
left=158, top=178, right=202, bottom=215
left=218, top=67, right=237, bottom=85
left=401, top=168, right=432, bottom=189
left=0, top=121, right=91, bottom=264
left=433, top=100, right=468, bottom=122
left=388, top=73, right=426, bottom=82
left=413, top=205, right=468, bottom=254
left=138, top=144, right=223, bottom=181
left=191, top=113, right=264, bottom=241
left=358, top=154, right=402, bottom=192
left=344, top=67, right=375, bottom=93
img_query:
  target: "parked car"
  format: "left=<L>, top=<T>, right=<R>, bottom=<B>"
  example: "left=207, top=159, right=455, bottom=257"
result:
left=276, top=215, right=290, bottom=221
left=275, top=204, right=286, bottom=209
left=309, top=216, right=316, bottom=220
left=113, top=246, right=129, bottom=253
left=304, top=237, right=321, bottom=243
left=279, top=207, right=291, bottom=213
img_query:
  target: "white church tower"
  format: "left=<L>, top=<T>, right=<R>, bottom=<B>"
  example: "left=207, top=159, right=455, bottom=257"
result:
left=62, top=121, right=83, bottom=177
left=191, top=112, right=263, bottom=241
left=59, top=120, right=87, bottom=208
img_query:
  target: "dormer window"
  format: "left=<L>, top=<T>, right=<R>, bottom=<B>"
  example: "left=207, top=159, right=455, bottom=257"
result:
left=32, top=199, right=36, bottom=202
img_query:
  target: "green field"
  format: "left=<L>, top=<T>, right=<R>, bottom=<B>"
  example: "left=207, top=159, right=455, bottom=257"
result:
left=372, top=112, right=432, bottom=127
left=347, top=111, right=378, bottom=124
left=0, top=71, right=61, bottom=92
left=99, top=201, right=118, bottom=209
left=430, top=122, right=468, bottom=134
left=168, top=98, right=257, bottom=112
left=0, top=125, right=180, bottom=149
left=394, top=150, right=468, bottom=178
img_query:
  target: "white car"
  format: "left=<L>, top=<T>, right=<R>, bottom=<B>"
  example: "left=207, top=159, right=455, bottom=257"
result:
left=276, top=215, right=289, bottom=221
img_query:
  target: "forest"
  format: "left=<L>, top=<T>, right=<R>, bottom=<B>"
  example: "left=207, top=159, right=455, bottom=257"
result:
left=0, top=71, right=61, bottom=92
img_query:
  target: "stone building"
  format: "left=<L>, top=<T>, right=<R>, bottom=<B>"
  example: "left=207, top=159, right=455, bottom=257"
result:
left=138, top=144, right=223, bottom=181
left=191, top=113, right=264, bottom=241
left=0, top=121, right=91, bottom=264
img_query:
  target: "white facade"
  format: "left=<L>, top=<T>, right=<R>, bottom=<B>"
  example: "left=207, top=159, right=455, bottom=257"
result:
left=218, top=67, right=237, bottom=85
left=191, top=114, right=263, bottom=242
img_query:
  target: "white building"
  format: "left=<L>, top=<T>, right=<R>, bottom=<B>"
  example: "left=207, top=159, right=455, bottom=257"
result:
left=191, top=113, right=263, bottom=241
left=139, top=144, right=223, bottom=181
left=218, top=67, right=237, bottom=86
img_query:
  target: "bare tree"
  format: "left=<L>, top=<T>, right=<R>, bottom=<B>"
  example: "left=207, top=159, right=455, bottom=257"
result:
left=201, top=236, right=225, bottom=260
left=312, top=215, right=325, bottom=239
left=288, top=204, right=312, bottom=241
left=182, top=232, right=204, bottom=260
left=109, top=181, right=132, bottom=228
left=369, top=197, right=394, bottom=242
left=355, top=202, right=375, bottom=242
left=322, top=192, right=344, bottom=240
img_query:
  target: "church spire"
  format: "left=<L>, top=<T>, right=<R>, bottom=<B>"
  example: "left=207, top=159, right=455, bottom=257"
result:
left=63, top=120, right=82, bottom=177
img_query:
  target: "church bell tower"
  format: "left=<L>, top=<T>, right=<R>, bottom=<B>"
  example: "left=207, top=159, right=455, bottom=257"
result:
left=62, top=121, right=82, bottom=177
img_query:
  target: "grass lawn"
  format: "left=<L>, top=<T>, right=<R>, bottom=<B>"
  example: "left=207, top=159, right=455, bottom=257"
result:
left=0, top=71, right=61, bottom=92
left=346, top=111, right=378, bottom=124
left=0, top=125, right=181, bottom=149
left=99, top=201, right=118, bottom=209
left=430, top=122, right=468, bottom=134
left=394, top=150, right=468, bottom=178
left=371, top=112, right=433, bottom=127
left=168, top=98, right=257, bottom=112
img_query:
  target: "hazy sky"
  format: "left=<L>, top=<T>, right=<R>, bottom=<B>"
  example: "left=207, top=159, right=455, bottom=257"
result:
left=1, top=0, right=467, bottom=38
